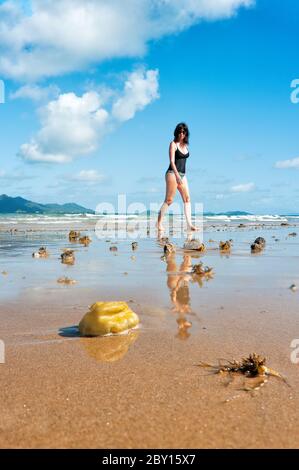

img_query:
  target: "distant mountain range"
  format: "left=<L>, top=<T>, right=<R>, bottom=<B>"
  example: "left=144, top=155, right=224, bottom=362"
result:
left=203, top=211, right=252, bottom=216
left=2, top=195, right=294, bottom=217
left=0, top=194, right=95, bottom=214
left=142, top=209, right=253, bottom=216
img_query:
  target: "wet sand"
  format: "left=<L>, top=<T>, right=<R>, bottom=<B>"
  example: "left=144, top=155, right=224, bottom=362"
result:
left=1, top=222, right=299, bottom=448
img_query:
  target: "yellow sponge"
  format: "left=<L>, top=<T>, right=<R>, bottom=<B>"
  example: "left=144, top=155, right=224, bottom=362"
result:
left=79, top=301, right=139, bottom=336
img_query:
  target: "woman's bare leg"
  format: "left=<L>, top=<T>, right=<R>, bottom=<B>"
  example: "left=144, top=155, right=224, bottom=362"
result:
left=177, top=176, right=197, bottom=231
left=157, top=172, right=177, bottom=231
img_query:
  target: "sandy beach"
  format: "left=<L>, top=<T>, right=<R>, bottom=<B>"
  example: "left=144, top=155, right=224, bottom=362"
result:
left=1, top=217, right=299, bottom=448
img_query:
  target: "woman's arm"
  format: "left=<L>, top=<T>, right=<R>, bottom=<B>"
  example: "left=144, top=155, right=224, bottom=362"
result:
left=169, top=141, right=182, bottom=185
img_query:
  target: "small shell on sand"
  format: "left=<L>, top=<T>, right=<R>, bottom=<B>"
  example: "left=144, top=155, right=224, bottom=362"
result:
left=219, top=241, right=231, bottom=252
left=79, top=235, right=91, bottom=245
left=184, top=240, right=205, bottom=252
left=290, top=284, right=297, bottom=292
left=57, top=276, right=77, bottom=285
left=61, top=249, right=75, bottom=264
left=32, top=247, right=49, bottom=258
left=79, top=301, right=140, bottom=336
left=69, top=230, right=80, bottom=241
left=251, top=237, right=266, bottom=253
left=164, top=242, right=176, bottom=254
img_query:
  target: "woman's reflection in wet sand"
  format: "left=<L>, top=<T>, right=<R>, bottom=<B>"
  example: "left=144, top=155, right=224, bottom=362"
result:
left=165, top=252, right=193, bottom=340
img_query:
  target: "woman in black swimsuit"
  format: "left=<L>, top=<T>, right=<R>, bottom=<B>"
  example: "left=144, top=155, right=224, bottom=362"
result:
left=157, top=122, right=197, bottom=232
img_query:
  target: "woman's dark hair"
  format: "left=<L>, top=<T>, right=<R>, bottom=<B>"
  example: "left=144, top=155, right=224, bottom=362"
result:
left=174, top=122, right=189, bottom=144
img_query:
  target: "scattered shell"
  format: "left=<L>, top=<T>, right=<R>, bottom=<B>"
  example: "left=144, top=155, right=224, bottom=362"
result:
left=32, top=247, right=49, bottom=258
left=183, top=240, right=205, bottom=252
left=79, top=235, right=91, bottom=245
left=290, top=284, right=297, bottom=292
left=219, top=241, right=231, bottom=252
left=164, top=242, right=176, bottom=254
left=61, top=249, right=75, bottom=264
left=69, top=230, right=80, bottom=241
left=251, top=237, right=266, bottom=253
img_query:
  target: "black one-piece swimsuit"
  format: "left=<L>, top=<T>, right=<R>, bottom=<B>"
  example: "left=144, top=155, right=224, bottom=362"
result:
left=166, top=145, right=189, bottom=178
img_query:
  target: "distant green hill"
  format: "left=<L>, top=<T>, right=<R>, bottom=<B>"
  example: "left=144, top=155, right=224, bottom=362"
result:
left=0, top=194, right=95, bottom=214
left=203, top=211, right=252, bottom=216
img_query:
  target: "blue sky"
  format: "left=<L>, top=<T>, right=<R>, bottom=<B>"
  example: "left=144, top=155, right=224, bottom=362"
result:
left=0, top=0, right=298, bottom=214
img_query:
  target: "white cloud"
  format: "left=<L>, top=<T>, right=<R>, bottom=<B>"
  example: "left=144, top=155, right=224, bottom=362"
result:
left=71, top=170, right=106, bottom=183
left=275, top=158, right=299, bottom=169
left=112, top=69, right=159, bottom=121
left=10, top=83, right=60, bottom=102
left=19, top=90, right=109, bottom=163
left=19, top=68, right=159, bottom=163
left=231, top=182, right=255, bottom=193
left=0, top=0, right=254, bottom=81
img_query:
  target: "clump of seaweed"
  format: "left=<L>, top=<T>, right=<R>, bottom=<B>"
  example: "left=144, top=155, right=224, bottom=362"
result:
left=191, top=262, right=213, bottom=277
left=197, top=353, right=288, bottom=395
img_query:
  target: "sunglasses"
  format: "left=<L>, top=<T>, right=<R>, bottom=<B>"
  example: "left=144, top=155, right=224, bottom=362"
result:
left=178, top=130, right=186, bottom=134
